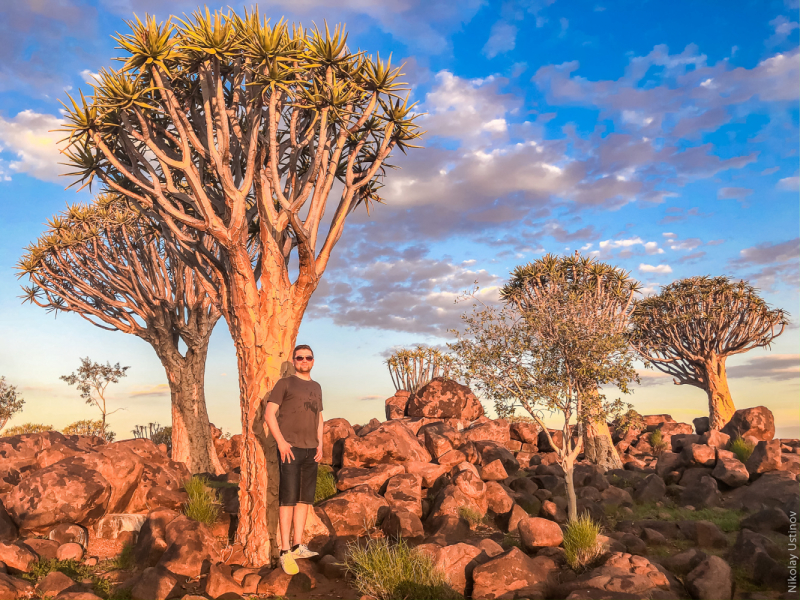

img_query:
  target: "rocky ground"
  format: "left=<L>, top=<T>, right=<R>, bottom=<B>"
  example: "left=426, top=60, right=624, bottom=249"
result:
left=0, top=377, right=798, bottom=600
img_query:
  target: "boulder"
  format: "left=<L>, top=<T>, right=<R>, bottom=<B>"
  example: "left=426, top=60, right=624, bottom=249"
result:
left=131, top=566, right=180, bottom=600
left=133, top=508, right=180, bottom=568
left=479, top=460, right=508, bottom=482
left=692, top=520, right=728, bottom=549
left=145, top=486, right=188, bottom=512
left=95, top=514, right=147, bottom=540
left=654, top=452, right=682, bottom=479
left=0, top=542, right=36, bottom=573
left=5, top=463, right=111, bottom=534
left=336, top=464, right=404, bottom=493
left=381, top=509, right=424, bottom=542
left=711, top=457, right=749, bottom=488
left=685, top=555, right=732, bottom=600
left=693, top=417, right=710, bottom=436
left=342, top=421, right=431, bottom=468
left=510, top=421, right=539, bottom=444
left=56, top=542, right=84, bottom=561
left=424, top=515, right=471, bottom=545
left=0, top=432, right=87, bottom=494
left=157, top=515, right=221, bottom=578
left=600, top=486, right=633, bottom=508
left=632, top=474, right=666, bottom=503
left=518, top=517, right=563, bottom=550
left=23, top=537, right=59, bottom=559
left=406, top=378, right=484, bottom=420
left=0, top=573, right=34, bottom=599
left=204, top=564, right=243, bottom=599
left=474, top=441, right=519, bottom=475
left=729, top=529, right=783, bottom=575
left=404, top=462, right=447, bottom=488
left=421, top=430, right=454, bottom=459
left=740, top=506, right=791, bottom=534
left=358, top=418, right=382, bottom=437
left=699, top=430, right=730, bottom=449
left=745, top=440, right=783, bottom=475
left=424, top=542, right=485, bottom=597
left=538, top=430, right=564, bottom=453
left=36, top=571, right=77, bottom=598
left=430, top=470, right=488, bottom=521
left=463, top=420, right=511, bottom=445
left=67, top=444, right=144, bottom=513
left=724, top=471, right=799, bottom=512
left=318, top=485, right=389, bottom=537
left=679, top=475, right=720, bottom=508
left=556, top=553, right=670, bottom=599
left=437, top=449, right=467, bottom=469
left=720, top=406, right=775, bottom=441
left=48, top=524, right=88, bottom=548
left=485, top=482, right=514, bottom=515
left=0, top=501, right=17, bottom=543
left=682, top=444, right=716, bottom=468
left=661, top=548, right=707, bottom=576
left=385, top=390, right=411, bottom=420
left=383, top=473, right=423, bottom=517
left=120, top=441, right=191, bottom=514
left=471, top=547, right=556, bottom=600
left=257, top=561, right=317, bottom=596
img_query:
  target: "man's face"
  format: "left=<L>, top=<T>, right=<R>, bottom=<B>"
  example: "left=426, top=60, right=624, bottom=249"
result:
left=293, top=350, right=314, bottom=374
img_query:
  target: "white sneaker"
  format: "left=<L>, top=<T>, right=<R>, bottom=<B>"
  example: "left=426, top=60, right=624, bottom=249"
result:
left=292, top=543, right=318, bottom=559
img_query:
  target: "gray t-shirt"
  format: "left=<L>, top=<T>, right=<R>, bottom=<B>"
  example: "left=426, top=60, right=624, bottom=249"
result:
left=267, top=375, right=323, bottom=448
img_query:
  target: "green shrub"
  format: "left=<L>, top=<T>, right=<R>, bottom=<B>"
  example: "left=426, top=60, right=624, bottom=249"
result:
left=4, top=423, right=54, bottom=436
left=315, top=465, right=337, bottom=503
left=22, top=558, right=90, bottom=583
left=113, top=544, right=135, bottom=571
left=729, top=437, right=755, bottom=463
left=345, top=537, right=461, bottom=600
left=648, top=429, right=667, bottom=454
left=563, top=513, right=603, bottom=572
left=183, top=475, right=220, bottom=525
left=457, top=506, right=482, bottom=528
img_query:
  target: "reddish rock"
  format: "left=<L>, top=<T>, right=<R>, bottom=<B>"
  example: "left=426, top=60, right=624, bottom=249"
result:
left=48, top=523, right=88, bottom=548
left=506, top=504, right=529, bottom=533
left=685, top=555, right=732, bottom=600
left=725, top=471, right=799, bottom=512
left=68, top=444, right=144, bottom=513
left=428, top=542, right=485, bottom=596
left=422, top=431, right=454, bottom=459
left=342, top=421, right=431, bottom=468
left=0, top=500, right=17, bottom=543
left=518, top=517, right=563, bottom=549
left=257, top=561, right=317, bottom=596
left=381, top=508, right=424, bottom=541
left=5, top=462, right=111, bottom=534
left=721, top=406, right=775, bottom=441
left=472, top=547, right=557, bottom=600
left=693, top=521, right=728, bottom=549
left=407, top=378, right=484, bottom=420
left=711, top=457, right=749, bottom=488
left=654, top=452, right=682, bottom=479
left=204, top=564, right=243, bottom=599
left=458, top=441, right=481, bottom=464
left=463, top=420, right=510, bottom=444
left=632, top=474, right=666, bottom=503
left=538, top=429, right=564, bottom=452
left=131, top=566, right=180, bottom=600
left=145, top=487, right=188, bottom=512
left=557, top=553, right=670, bottom=598
left=680, top=475, right=721, bottom=509
left=404, top=461, right=447, bottom=488
left=683, top=443, right=716, bottom=467
left=157, top=515, right=221, bottom=578
left=383, top=473, right=423, bottom=517
left=36, top=571, right=76, bottom=598
left=336, top=464, right=405, bottom=493
left=0, top=541, right=37, bottom=572
left=424, top=515, right=471, bottom=545
left=56, top=542, right=84, bottom=561
left=318, top=485, right=389, bottom=537
left=485, top=482, right=514, bottom=514
left=0, top=572, right=34, bottom=599
left=745, top=440, right=783, bottom=475
left=510, top=421, right=539, bottom=444
left=437, top=449, right=467, bottom=469
left=480, top=460, right=509, bottom=482
left=474, top=441, right=520, bottom=475
left=22, top=537, right=58, bottom=560
left=121, top=442, right=191, bottom=514
left=385, top=390, right=411, bottom=420
left=358, top=418, right=382, bottom=437
left=0, top=432, right=87, bottom=494
left=700, top=430, right=730, bottom=449
left=600, top=486, right=633, bottom=508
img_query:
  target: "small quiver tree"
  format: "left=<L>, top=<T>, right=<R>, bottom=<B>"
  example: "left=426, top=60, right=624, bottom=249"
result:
left=0, top=377, right=25, bottom=433
left=386, top=345, right=454, bottom=394
left=630, top=276, right=788, bottom=430
left=500, top=254, right=640, bottom=471
left=19, top=197, right=224, bottom=474
left=60, top=357, right=129, bottom=435
left=57, top=10, right=422, bottom=563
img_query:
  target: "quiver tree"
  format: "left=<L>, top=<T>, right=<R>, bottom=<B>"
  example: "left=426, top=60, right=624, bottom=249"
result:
left=500, top=254, right=640, bottom=471
left=18, top=197, right=224, bottom=474
left=387, top=346, right=454, bottom=394
left=630, top=276, right=788, bottom=430
left=0, top=377, right=25, bottom=433
left=57, top=10, right=421, bottom=562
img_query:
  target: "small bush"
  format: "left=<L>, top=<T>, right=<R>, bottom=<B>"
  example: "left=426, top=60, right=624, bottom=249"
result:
left=3, top=423, right=54, bottom=436
left=315, top=465, right=337, bottom=503
left=649, top=429, right=667, bottom=454
left=563, top=514, right=604, bottom=572
left=63, top=419, right=116, bottom=441
left=345, top=537, right=461, bottom=600
left=183, top=475, right=220, bottom=525
left=113, top=544, right=135, bottom=571
left=457, top=506, right=482, bottom=528
left=22, top=558, right=90, bottom=583
left=729, top=437, right=755, bottom=463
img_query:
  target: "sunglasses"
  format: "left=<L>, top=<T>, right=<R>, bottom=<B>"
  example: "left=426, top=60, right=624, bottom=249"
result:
left=294, top=355, right=314, bottom=361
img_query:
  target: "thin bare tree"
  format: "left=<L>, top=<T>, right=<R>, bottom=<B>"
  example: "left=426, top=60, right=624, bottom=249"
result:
left=0, top=377, right=25, bottom=433
left=630, top=276, right=788, bottom=430
left=58, top=10, right=421, bottom=562
left=19, top=196, right=224, bottom=474
left=60, top=357, right=129, bottom=436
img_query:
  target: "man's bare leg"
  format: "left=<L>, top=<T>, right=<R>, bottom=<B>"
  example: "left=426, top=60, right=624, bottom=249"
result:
left=292, top=502, right=309, bottom=546
left=279, top=506, right=294, bottom=551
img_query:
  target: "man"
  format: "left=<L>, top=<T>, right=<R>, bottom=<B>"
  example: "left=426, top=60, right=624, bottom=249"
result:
left=264, top=344, right=324, bottom=575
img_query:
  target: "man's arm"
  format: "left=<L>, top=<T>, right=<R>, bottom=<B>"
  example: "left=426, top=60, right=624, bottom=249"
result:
left=314, top=412, right=324, bottom=462
left=264, top=401, right=294, bottom=463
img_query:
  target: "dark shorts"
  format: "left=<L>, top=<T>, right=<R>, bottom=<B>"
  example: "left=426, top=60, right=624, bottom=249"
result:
left=278, top=446, right=318, bottom=506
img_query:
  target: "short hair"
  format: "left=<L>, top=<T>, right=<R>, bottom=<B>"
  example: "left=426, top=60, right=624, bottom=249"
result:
left=293, top=344, right=313, bottom=359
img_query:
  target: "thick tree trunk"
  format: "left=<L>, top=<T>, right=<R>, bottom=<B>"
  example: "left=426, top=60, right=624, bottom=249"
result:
left=164, top=345, right=225, bottom=475
left=705, top=357, right=735, bottom=430
left=583, top=418, right=623, bottom=471
left=564, top=456, right=578, bottom=523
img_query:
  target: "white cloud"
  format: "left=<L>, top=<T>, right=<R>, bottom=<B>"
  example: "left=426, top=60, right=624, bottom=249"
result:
left=662, top=232, right=676, bottom=238
left=483, top=21, right=517, bottom=59
left=599, top=237, right=663, bottom=254
left=777, top=175, right=799, bottom=191
left=0, top=110, right=66, bottom=182
left=80, top=69, right=100, bottom=84
left=639, top=263, right=673, bottom=274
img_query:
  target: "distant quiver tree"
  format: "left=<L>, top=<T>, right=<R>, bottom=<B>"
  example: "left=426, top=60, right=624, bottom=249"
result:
left=57, top=9, right=422, bottom=562
left=60, top=357, right=129, bottom=437
left=0, top=377, right=25, bottom=433
left=387, top=346, right=454, bottom=394
left=630, top=276, right=788, bottom=430
left=18, top=195, right=224, bottom=474
left=500, top=254, right=641, bottom=471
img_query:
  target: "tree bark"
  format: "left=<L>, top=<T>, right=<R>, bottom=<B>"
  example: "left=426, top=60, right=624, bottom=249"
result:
left=583, top=418, right=623, bottom=471
left=564, top=456, right=578, bottom=523
left=705, top=357, right=735, bottom=430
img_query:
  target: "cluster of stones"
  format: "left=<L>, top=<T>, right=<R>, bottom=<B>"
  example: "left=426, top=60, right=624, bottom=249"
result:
left=0, top=377, right=798, bottom=600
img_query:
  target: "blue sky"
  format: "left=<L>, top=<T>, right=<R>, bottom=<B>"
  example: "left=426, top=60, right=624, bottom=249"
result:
left=0, top=0, right=798, bottom=438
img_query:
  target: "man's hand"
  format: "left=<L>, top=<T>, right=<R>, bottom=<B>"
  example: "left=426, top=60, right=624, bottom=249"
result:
left=314, top=443, right=323, bottom=463
left=278, top=441, right=295, bottom=463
